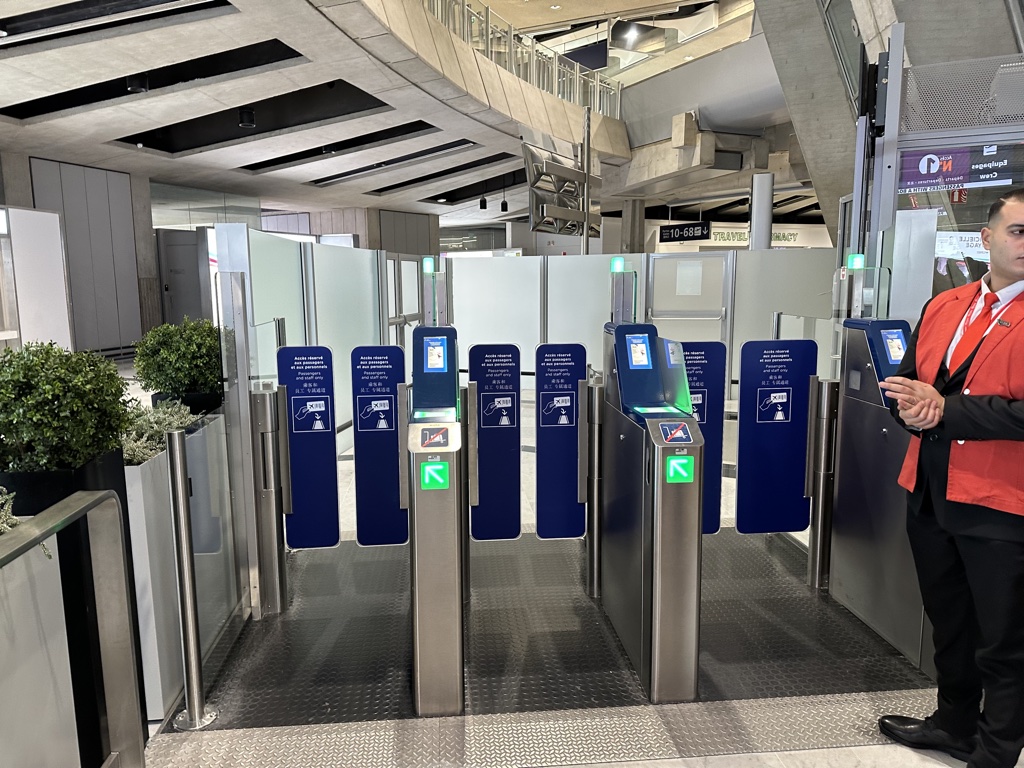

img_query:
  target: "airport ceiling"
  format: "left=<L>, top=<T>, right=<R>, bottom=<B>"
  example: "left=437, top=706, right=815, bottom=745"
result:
left=0, top=0, right=780, bottom=228
left=0, top=0, right=535, bottom=225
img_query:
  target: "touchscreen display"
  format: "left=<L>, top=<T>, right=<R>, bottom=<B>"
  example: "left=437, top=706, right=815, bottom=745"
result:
left=424, top=337, right=447, bottom=373
left=880, top=329, right=907, bottom=365
left=664, top=339, right=684, bottom=368
left=626, top=334, right=653, bottom=370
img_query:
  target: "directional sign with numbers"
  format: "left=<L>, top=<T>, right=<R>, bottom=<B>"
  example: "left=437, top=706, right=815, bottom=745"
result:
left=420, top=461, right=450, bottom=490
left=666, top=455, right=695, bottom=484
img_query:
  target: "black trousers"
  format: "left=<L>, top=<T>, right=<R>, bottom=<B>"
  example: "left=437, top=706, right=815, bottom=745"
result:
left=907, top=490, right=1024, bottom=768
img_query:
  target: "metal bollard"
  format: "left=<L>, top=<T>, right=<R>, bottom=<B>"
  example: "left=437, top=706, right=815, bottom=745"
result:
left=804, top=377, right=840, bottom=591
left=167, top=429, right=219, bottom=731
left=586, top=371, right=604, bottom=599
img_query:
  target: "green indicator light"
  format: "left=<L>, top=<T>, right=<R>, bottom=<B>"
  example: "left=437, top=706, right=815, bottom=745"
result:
left=423, top=257, right=435, bottom=273
left=420, top=461, right=450, bottom=490
left=846, top=253, right=866, bottom=270
left=610, top=256, right=625, bottom=273
left=666, top=455, right=695, bottom=484
left=634, top=406, right=682, bottom=414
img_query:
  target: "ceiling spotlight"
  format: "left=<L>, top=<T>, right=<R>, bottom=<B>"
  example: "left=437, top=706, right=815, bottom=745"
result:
left=437, top=197, right=447, bottom=203
left=550, top=4, right=560, bottom=8
left=479, top=196, right=487, bottom=210
left=126, top=73, right=149, bottom=94
left=136, top=142, right=144, bottom=149
left=238, top=106, right=256, bottom=129
left=500, top=199, right=509, bottom=213
left=625, top=26, right=639, bottom=42
left=0, top=26, right=8, bottom=38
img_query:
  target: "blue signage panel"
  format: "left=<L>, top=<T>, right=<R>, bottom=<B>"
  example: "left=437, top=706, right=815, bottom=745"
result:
left=736, top=340, right=817, bottom=534
left=536, top=344, right=587, bottom=539
left=278, top=346, right=340, bottom=549
left=469, top=344, right=521, bottom=541
left=351, top=346, right=407, bottom=546
left=412, top=326, right=459, bottom=411
left=683, top=342, right=726, bottom=534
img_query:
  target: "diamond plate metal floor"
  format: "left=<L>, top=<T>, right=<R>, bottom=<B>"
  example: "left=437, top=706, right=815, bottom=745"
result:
left=146, top=688, right=939, bottom=767
left=179, top=528, right=931, bottom=734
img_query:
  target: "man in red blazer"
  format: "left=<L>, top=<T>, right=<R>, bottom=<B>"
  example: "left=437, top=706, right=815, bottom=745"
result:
left=878, top=187, right=1024, bottom=768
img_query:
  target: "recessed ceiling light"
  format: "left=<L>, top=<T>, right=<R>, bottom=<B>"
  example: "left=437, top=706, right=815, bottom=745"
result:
left=437, top=198, right=447, bottom=203
left=550, top=4, right=561, bottom=9
left=684, top=55, right=694, bottom=61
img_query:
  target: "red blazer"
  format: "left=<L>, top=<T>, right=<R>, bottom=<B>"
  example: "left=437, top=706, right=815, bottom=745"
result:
left=898, top=282, right=1024, bottom=515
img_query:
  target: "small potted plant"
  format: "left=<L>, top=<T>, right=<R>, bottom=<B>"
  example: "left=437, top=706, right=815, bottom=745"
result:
left=0, top=341, right=130, bottom=514
left=134, top=316, right=223, bottom=415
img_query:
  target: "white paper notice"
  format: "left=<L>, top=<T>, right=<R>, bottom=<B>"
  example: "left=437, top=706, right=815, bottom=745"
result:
left=675, top=261, right=703, bottom=296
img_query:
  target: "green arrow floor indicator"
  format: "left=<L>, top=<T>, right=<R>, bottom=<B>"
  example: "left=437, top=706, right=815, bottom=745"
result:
left=666, top=455, right=695, bottom=484
left=421, top=461, right=450, bottom=490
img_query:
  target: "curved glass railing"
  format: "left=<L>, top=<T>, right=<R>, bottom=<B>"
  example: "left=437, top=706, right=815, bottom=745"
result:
left=423, top=0, right=621, bottom=119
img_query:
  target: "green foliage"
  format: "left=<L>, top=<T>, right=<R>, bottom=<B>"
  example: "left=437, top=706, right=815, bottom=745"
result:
left=134, top=317, right=222, bottom=397
left=121, top=399, right=197, bottom=466
left=0, top=485, right=50, bottom=557
left=0, top=343, right=129, bottom=472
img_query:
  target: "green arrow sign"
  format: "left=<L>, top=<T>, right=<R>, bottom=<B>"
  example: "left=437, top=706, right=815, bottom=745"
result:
left=666, top=455, right=695, bottom=484
left=420, top=461, right=450, bottom=490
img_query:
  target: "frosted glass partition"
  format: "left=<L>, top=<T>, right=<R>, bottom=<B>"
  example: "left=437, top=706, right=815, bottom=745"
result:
left=311, top=243, right=381, bottom=451
left=778, top=314, right=835, bottom=378
left=250, top=320, right=280, bottom=383
left=185, top=413, right=241, bottom=665
left=547, top=254, right=613, bottom=370
left=647, top=252, right=730, bottom=345
left=248, top=230, right=306, bottom=345
left=733, top=248, right=836, bottom=377
left=448, top=255, right=542, bottom=378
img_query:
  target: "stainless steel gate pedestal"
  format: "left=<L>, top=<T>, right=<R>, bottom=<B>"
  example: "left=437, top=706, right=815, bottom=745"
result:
left=408, top=423, right=464, bottom=717
left=601, top=406, right=704, bottom=703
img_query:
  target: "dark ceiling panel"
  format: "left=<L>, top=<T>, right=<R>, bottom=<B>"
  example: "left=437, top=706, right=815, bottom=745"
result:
left=421, top=168, right=526, bottom=204
left=0, top=40, right=302, bottom=119
left=117, top=80, right=390, bottom=154
left=0, top=0, right=231, bottom=48
left=311, top=140, right=478, bottom=187
left=244, top=120, right=441, bottom=172
left=370, top=153, right=516, bottom=195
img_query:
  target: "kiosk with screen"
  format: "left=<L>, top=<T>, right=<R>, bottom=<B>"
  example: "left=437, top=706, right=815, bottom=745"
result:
left=600, top=322, right=704, bottom=703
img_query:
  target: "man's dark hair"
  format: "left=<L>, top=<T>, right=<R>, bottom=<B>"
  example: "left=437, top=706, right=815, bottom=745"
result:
left=987, top=187, right=1024, bottom=223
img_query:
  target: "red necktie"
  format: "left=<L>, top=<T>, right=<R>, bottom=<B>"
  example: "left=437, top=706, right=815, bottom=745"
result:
left=948, top=291, right=999, bottom=372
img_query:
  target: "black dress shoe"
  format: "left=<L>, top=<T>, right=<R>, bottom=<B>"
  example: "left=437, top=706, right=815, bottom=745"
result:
left=879, top=714, right=976, bottom=762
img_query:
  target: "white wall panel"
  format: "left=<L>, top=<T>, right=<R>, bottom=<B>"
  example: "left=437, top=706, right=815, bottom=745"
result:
left=7, top=208, right=73, bottom=347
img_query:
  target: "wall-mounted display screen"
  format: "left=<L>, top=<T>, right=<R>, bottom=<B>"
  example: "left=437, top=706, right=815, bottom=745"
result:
left=626, top=333, right=653, bottom=370
left=880, top=328, right=908, bottom=365
left=424, top=337, right=447, bottom=372
left=896, top=141, right=1024, bottom=299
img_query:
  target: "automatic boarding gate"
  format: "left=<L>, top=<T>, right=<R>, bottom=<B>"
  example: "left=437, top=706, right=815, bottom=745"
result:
left=268, top=262, right=838, bottom=718
left=338, top=267, right=709, bottom=714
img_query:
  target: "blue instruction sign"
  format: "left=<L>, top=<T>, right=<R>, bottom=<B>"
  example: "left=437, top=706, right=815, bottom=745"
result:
left=737, top=340, right=816, bottom=534
left=470, top=344, right=521, bottom=540
left=351, top=346, right=408, bottom=546
left=660, top=422, right=693, bottom=443
left=536, top=343, right=587, bottom=539
left=278, top=346, right=340, bottom=549
left=683, top=342, right=726, bottom=534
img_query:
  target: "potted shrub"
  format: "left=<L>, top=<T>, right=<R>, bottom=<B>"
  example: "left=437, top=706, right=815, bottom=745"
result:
left=0, top=341, right=130, bottom=513
left=0, top=341, right=139, bottom=767
left=134, top=316, right=223, bottom=415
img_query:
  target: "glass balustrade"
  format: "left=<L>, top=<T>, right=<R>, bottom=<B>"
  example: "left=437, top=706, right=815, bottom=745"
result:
left=420, top=0, right=621, bottom=117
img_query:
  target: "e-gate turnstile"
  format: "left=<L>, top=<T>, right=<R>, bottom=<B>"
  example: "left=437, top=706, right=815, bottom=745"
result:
left=600, top=322, right=704, bottom=702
